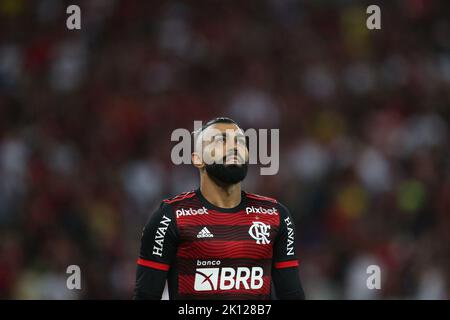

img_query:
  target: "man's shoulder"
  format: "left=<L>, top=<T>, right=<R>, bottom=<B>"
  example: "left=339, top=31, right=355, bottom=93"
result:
left=150, top=191, right=198, bottom=219
left=244, top=191, right=278, bottom=204
left=244, top=191, right=291, bottom=215
left=158, top=190, right=207, bottom=221
left=161, top=190, right=197, bottom=205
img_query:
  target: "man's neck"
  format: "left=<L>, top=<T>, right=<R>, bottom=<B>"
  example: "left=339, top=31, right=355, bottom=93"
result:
left=200, top=175, right=242, bottom=209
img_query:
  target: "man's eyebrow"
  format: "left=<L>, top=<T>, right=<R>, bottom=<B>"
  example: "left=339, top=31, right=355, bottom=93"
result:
left=203, top=132, right=226, bottom=141
left=215, top=132, right=227, bottom=138
left=206, top=131, right=245, bottom=140
left=224, top=130, right=245, bottom=136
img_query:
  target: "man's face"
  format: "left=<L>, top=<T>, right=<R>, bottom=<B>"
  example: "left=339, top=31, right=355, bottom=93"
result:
left=197, top=123, right=249, bottom=166
left=193, top=123, right=249, bottom=185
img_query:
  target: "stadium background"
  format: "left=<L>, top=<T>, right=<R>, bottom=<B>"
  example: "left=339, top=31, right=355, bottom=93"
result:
left=0, top=0, right=449, bottom=299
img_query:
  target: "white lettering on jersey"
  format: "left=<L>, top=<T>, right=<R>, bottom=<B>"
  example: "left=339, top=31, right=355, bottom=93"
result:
left=176, top=207, right=208, bottom=218
left=194, top=267, right=264, bottom=291
left=284, top=217, right=294, bottom=256
left=152, top=215, right=171, bottom=257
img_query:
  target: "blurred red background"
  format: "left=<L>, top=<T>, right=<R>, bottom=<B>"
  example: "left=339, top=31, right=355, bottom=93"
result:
left=0, top=0, right=449, bottom=299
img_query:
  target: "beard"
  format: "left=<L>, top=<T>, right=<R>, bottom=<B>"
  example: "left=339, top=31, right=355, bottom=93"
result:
left=205, top=163, right=248, bottom=185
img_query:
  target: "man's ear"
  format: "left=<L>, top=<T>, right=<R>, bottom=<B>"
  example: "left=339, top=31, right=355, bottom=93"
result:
left=192, top=152, right=204, bottom=168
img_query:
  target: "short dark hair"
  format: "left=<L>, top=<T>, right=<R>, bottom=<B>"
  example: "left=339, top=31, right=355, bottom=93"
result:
left=192, top=117, right=239, bottom=136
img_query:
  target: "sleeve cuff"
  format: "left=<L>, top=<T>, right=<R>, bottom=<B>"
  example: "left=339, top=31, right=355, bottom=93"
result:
left=137, top=258, right=170, bottom=271
left=274, top=260, right=299, bottom=269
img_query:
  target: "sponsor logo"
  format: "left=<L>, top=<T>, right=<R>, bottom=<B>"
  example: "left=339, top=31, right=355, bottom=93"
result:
left=245, top=206, right=278, bottom=215
left=194, top=267, right=264, bottom=291
left=248, top=221, right=271, bottom=245
left=176, top=207, right=208, bottom=218
left=285, top=217, right=294, bottom=256
left=152, top=215, right=171, bottom=257
left=197, top=260, right=221, bottom=267
left=197, top=227, right=214, bottom=238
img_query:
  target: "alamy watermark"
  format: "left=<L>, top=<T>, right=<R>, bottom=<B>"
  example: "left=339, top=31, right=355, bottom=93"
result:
left=65, top=4, right=379, bottom=31
left=366, top=5, right=381, bottom=30
left=366, top=264, right=381, bottom=290
left=66, top=265, right=81, bottom=290
left=171, top=121, right=280, bottom=176
left=66, top=5, right=81, bottom=30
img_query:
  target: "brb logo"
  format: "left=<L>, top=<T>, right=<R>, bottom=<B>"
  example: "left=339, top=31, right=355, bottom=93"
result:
left=194, top=264, right=264, bottom=291
left=248, top=221, right=271, bottom=244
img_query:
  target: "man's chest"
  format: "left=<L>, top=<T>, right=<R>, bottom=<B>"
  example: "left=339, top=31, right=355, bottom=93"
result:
left=175, top=210, right=280, bottom=259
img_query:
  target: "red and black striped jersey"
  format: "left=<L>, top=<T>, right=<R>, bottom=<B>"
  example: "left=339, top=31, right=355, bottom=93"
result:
left=135, top=189, right=302, bottom=300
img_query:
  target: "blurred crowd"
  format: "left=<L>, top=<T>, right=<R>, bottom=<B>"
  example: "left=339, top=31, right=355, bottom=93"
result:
left=0, top=0, right=449, bottom=299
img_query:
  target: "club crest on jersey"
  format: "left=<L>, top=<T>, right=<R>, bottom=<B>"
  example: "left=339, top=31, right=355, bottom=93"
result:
left=248, top=221, right=271, bottom=244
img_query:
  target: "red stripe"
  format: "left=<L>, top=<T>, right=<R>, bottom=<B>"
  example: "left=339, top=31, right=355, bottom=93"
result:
left=177, top=240, right=273, bottom=259
left=137, top=258, right=170, bottom=271
left=163, top=192, right=196, bottom=204
left=245, top=193, right=277, bottom=203
left=274, top=260, right=299, bottom=269
left=176, top=212, right=279, bottom=226
left=180, top=225, right=277, bottom=241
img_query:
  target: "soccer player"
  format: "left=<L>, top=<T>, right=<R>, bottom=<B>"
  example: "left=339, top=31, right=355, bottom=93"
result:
left=134, top=117, right=305, bottom=300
